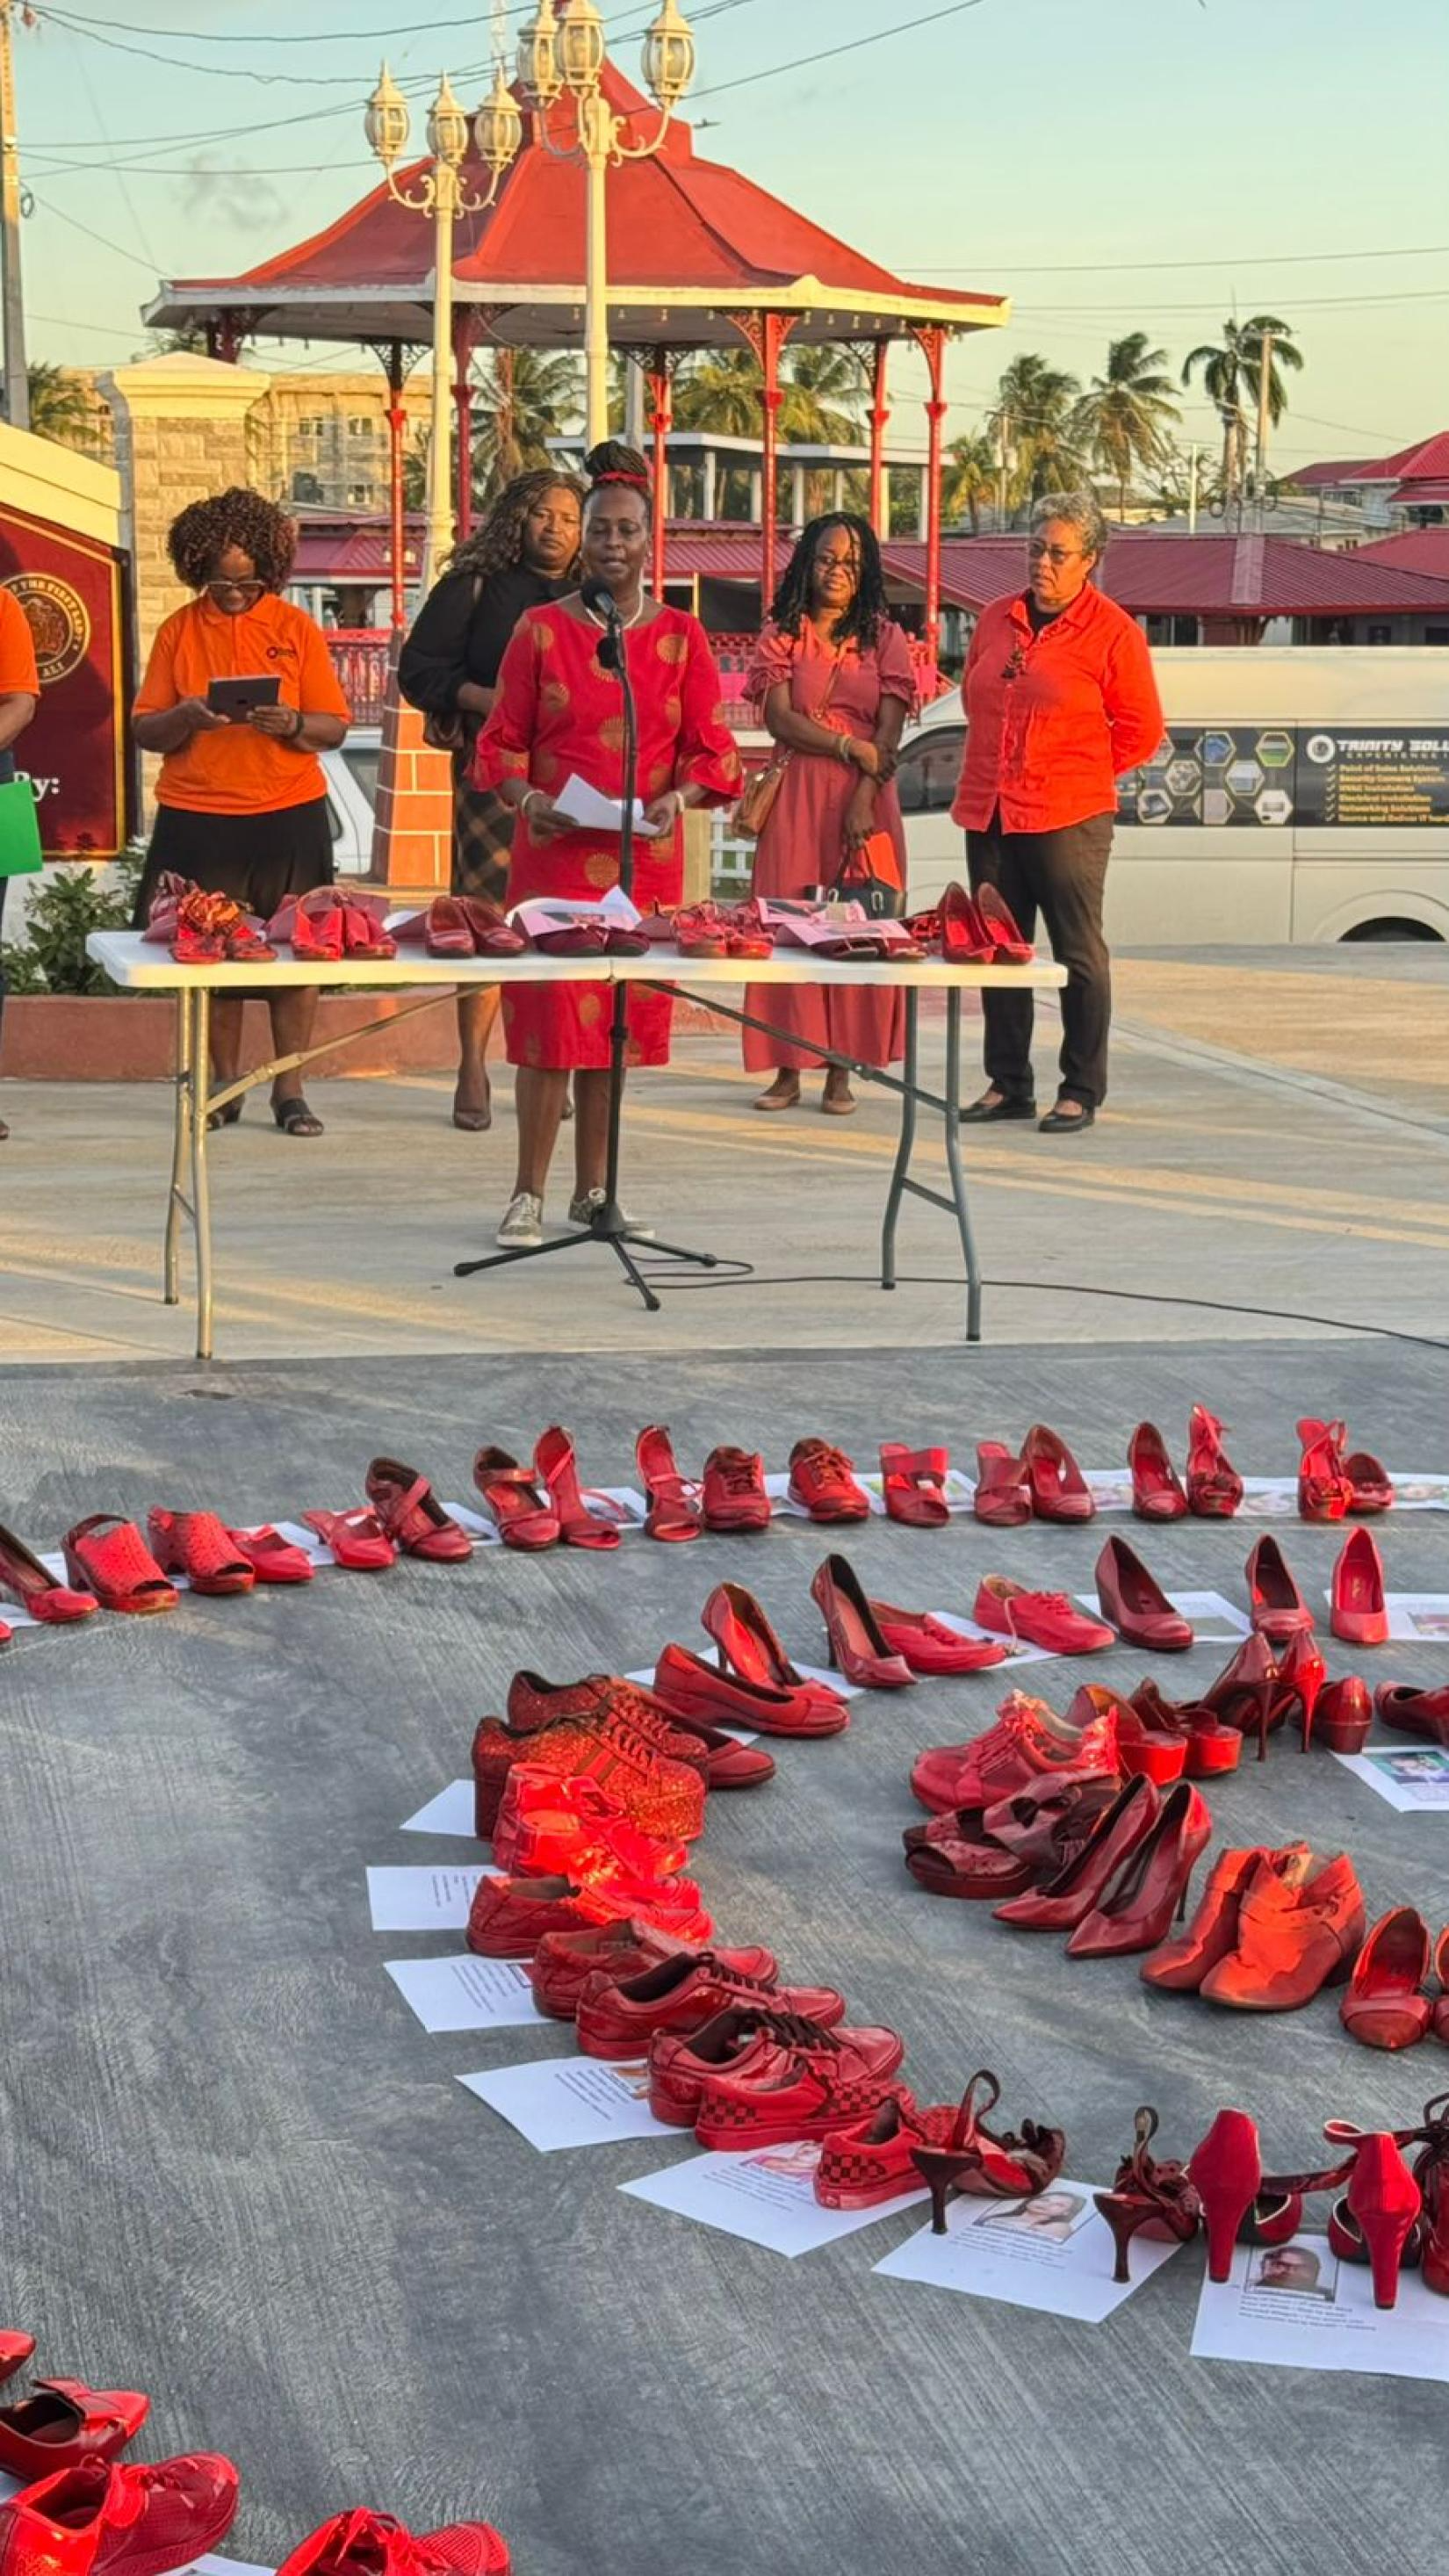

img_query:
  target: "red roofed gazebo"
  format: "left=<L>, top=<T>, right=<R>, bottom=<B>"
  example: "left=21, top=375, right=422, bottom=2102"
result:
left=143, top=62, right=1008, bottom=665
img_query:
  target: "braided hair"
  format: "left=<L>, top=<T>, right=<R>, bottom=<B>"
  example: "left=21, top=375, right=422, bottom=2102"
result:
left=582, top=438, right=651, bottom=508
left=446, top=467, right=586, bottom=583
left=769, top=513, right=888, bottom=651
left=167, top=487, right=297, bottom=590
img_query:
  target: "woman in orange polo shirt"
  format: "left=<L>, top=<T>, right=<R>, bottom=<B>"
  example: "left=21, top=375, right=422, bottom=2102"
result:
left=133, top=488, right=350, bottom=1136
left=0, top=581, right=40, bottom=1144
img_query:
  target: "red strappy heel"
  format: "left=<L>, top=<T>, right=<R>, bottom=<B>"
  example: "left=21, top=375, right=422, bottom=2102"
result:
left=909, top=2068, right=1064, bottom=2234
left=1186, top=1404, right=1242, bottom=1517
left=972, top=1441, right=1031, bottom=1526
left=472, top=1446, right=560, bottom=1551
left=534, top=1425, right=620, bottom=1550
left=0, top=1523, right=97, bottom=1623
left=809, top=1554, right=915, bottom=1689
left=1296, top=1417, right=1355, bottom=1522
left=1094, top=2105, right=1201, bottom=2283
left=364, top=1458, right=473, bottom=1562
left=879, top=1443, right=949, bottom=1527
left=636, top=1425, right=703, bottom=1541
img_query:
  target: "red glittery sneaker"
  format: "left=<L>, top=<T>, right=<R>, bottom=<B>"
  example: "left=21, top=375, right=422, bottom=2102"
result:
left=576, top=1949, right=845, bottom=2059
left=691, top=2015, right=906, bottom=2150
left=491, top=1766, right=688, bottom=1882
left=276, top=2506, right=510, bottom=2576
left=0, top=2456, right=239, bottom=2576
left=504, top=1672, right=711, bottom=1781
left=786, top=1439, right=870, bottom=1523
left=467, top=1869, right=712, bottom=1959
left=470, top=1694, right=708, bottom=1844
left=529, top=1923, right=776, bottom=2022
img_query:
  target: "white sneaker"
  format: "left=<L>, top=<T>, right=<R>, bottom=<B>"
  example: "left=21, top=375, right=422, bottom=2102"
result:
left=567, top=1187, right=656, bottom=1240
left=496, top=1190, right=544, bottom=1247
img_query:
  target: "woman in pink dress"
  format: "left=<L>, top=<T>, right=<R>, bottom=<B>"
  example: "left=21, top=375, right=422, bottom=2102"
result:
left=745, top=516, right=916, bottom=1114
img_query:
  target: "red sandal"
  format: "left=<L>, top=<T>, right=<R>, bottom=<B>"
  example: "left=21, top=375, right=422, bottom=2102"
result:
left=62, top=1516, right=178, bottom=1615
left=364, top=1459, right=473, bottom=1562
left=147, top=1509, right=256, bottom=1596
left=534, top=1425, right=620, bottom=1550
left=879, top=1443, right=949, bottom=1527
left=472, top=1446, right=560, bottom=1550
left=635, top=1425, right=703, bottom=1541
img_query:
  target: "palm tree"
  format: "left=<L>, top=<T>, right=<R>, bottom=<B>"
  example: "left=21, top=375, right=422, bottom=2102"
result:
left=782, top=344, right=866, bottom=444
left=987, top=354, right=1085, bottom=516
left=471, top=346, right=580, bottom=501
left=672, top=350, right=763, bottom=437
left=1180, top=315, right=1301, bottom=501
left=25, top=362, right=97, bottom=452
left=1072, top=333, right=1180, bottom=519
left=943, top=429, right=998, bottom=533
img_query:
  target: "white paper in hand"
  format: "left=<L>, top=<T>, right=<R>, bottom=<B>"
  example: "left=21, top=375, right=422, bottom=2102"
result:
left=551, top=771, right=665, bottom=838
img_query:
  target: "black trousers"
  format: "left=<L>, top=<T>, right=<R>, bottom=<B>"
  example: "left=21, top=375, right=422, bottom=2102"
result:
left=965, top=808, right=1114, bottom=1108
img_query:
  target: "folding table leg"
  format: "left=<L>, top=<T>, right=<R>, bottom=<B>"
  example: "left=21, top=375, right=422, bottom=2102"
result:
left=881, top=987, right=919, bottom=1291
left=163, top=987, right=192, bottom=1306
left=941, top=989, right=984, bottom=1342
left=189, top=985, right=214, bottom=1360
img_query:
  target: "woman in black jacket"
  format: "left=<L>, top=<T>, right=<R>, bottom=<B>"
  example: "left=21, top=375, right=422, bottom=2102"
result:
left=400, top=467, right=582, bottom=1129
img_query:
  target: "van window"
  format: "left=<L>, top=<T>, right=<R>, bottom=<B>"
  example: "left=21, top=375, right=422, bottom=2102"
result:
left=896, top=725, right=965, bottom=814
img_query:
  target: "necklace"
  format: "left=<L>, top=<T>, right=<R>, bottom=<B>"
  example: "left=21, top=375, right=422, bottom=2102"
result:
left=585, top=591, right=645, bottom=631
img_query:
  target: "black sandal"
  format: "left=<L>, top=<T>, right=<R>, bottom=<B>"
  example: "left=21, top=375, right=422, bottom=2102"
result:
left=207, top=1098, right=243, bottom=1133
left=272, top=1095, right=324, bottom=1138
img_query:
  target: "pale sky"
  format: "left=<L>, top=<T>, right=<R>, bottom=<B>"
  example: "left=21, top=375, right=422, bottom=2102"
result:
left=17, top=0, right=1449, bottom=475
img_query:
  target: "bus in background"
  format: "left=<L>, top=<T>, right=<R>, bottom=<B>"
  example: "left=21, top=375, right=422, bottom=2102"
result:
left=895, top=648, right=1449, bottom=942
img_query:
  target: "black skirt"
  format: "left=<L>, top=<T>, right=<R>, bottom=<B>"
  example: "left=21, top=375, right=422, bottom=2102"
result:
left=133, top=797, right=335, bottom=927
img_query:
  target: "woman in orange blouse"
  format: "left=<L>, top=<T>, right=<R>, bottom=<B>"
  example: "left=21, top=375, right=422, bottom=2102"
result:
left=133, top=488, right=350, bottom=1137
left=474, top=441, right=740, bottom=1247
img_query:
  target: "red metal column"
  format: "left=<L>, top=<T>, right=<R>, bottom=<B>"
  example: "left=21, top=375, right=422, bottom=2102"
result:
left=724, top=310, right=797, bottom=619
left=647, top=347, right=672, bottom=595
left=452, top=309, right=477, bottom=543
left=386, top=343, right=408, bottom=632
left=912, top=323, right=948, bottom=678
left=869, top=341, right=890, bottom=538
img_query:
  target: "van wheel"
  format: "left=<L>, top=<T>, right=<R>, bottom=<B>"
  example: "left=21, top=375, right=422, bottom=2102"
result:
left=1338, top=918, right=1443, bottom=943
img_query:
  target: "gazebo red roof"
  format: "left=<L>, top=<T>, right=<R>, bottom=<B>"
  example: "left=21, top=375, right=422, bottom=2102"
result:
left=1293, top=431, right=1449, bottom=492
left=144, top=66, right=1007, bottom=354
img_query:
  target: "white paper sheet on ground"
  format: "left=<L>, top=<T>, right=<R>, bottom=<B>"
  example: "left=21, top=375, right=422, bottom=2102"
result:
left=385, top=1952, right=543, bottom=2031
left=590, top=1484, right=649, bottom=1528
left=1333, top=1745, right=1449, bottom=1812
left=1192, top=2234, right=1449, bottom=2381
left=1381, top=1475, right=1449, bottom=1512
left=928, top=1612, right=1051, bottom=1668
left=400, top=1779, right=479, bottom=1836
left=458, top=2053, right=673, bottom=2150
left=761, top=1472, right=811, bottom=1518
left=438, top=1501, right=503, bottom=1547
left=1319, top=1591, right=1449, bottom=1644
left=366, top=1864, right=495, bottom=1930
left=1074, top=1588, right=1250, bottom=1644
left=194, top=2559, right=278, bottom=2576
left=874, top=2177, right=1184, bottom=2320
left=270, top=1519, right=336, bottom=1568
left=620, top=2141, right=926, bottom=2255
left=550, top=774, right=665, bottom=837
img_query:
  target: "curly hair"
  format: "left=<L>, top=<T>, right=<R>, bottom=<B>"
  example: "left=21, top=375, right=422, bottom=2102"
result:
left=167, top=487, right=297, bottom=591
left=769, top=513, right=889, bottom=651
left=447, top=468, right=586, bottom=582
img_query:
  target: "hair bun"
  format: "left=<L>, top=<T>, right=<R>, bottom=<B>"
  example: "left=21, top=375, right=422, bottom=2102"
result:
left=584, top=438, right=650, bottom=494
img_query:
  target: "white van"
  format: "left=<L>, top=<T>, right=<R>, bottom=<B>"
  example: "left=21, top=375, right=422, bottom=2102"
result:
left=896, top=646, right=1449, bottom=942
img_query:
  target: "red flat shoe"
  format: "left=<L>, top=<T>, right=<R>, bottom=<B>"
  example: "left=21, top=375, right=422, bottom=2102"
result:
left=879, top=1444, right=949, bottom=1527
left=0, top=2335, right=34, bottom=2391
left=1094, top=1535, right=1193, bottom=1651
left=147, top=1509, right=254, bottom=1596
left=1373, top=1682, right=1449, bottom=1746
left=365, top=1459, right=472, bottom=1562
left=1331, top=1526, right=1388, bottom=1646
left=529, top=1923, right=775, bottom=2023
left=1340, top=1906, right=1431, bottom=2051
left=301, top=1508, right=396, bottom=1571
left=1128, top=1422, right=1188, bottom=1520
left=61, top=1518, right=177, bottom=1617
left=468, top=1866, right=711, bottom=1958
left=396, top=895, right=473, bottom=960
left=1064, top=1779, right=1213, bottom=1959
left=228, top=1525, right=313, bottom=1584
left=223, top=917, right=276, bottom=964
left=1343, top=1444, right=1394, bottom=1515
left=1020, top=1423, right=1093, bottom=1522
left=291, top=888, right=345, bottom=964
left=993, top=1776, right=1162, bottom=1931
left=575, top=1949, right=845, bottom=2059
left=1186, top=1403, right=1242, bottom=1517
left=534, top=1425, right=619, bottom=1550
left=972, top=1441, right=1031, bottom=1526
left=635, top=1425, right=703, bottom=1541
left=788, top=1438, right=869, bottom=1523
left=653, top=1642, right=847, bottom=1740
left=868, top=1600, right=1007, bottom=1676
left=457, top=895, right=526, bottom=959
left=472, top=1446, right=559, bottom=1551
left=277, top=2507, right=512, bottom=2576
left=0, top=2384, right=148, bottom=2482
left=700, top=1582, right=849, bottom=1728
left=909, top=2068, right=1063, bottom=2233
left=0, top=2454, right=241, bottom=2576
left=0, top=1525, right=97, bottom=1623
left=1199, top=1848, right=1366, bottom=2010
left=1245, top=1533, right=1314, bottom=1642
left=910, top=1691, right=1121, bottom=1814
left=701, top=1446, right=771, bottom=1533
left=810, top=1554, right=915, bottom=1688
left=972, top=1574, right=1114, bottom=1656
left=1297, top=1416, right=1355, bottom=1522
left=692, top=2016, right=906, bottom=2151
left=1316, top=1676, right=1373, bottom=1755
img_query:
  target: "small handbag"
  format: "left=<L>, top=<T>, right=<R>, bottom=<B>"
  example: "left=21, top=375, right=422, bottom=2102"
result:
left=827, top=827, right=906, bottom=921
left=732, top=647, right=843, bottom=839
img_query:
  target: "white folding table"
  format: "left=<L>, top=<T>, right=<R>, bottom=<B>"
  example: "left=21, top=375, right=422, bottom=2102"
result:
left=85, top=930, right=1065, bottom=1360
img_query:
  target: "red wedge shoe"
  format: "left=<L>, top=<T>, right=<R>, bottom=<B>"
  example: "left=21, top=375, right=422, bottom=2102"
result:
left=576, top=1950, right=846, bottom=2059
left=1128, top=1422, right=1187, bottom=1521
left=700, top=1582, right=850, bottom=1730
left=972, top=1441, right=1031, bottom=1527
left=365, top=1460, right=472, bottom=1562
left=701, top=1446, right=771, bottom=1533
left=635, top=1425, right=703, bottom=1541
left=973, top=1575, right=1114, bottom=1655
left=1186, top=1403, right=1242, bottom=1517
left=0, top=2383, right=149, bottom=2481
left=1094, top=1535, right=1193, bottom=1651
left=903, top=1811, right=1039, bottom=1901
left=1331, top=1527, right=1388, bottom=1646
left=810, top=1555, right=915, bottom=1688
left=1339, top=1906, right=1432, bottom=2051
left=1128, top=1679, right=1241, bottom=1779
left=472, top=1446, right=559, bottom=1550
left=228, top=1525, right=314, bottom=1584
left=335, top=890, right=398, bottom=960
left=787, top=1438, right=869, bottom=1522
left=1088, top=1687, right=1187, bottom=1786
left=653, top=1642, right=847, bottom=1740
left=0, top=1526, right=97, bottom=1624
left=1245, top=1533, right=1314, bottom=1642
left=286, top=889, right=345, bottom=963
left=867, top=1601, right=1007, bottom=1676
left=301, top=1508, right=396, bottom=1571
left=1021, top=1423, right=1094, bottom=1522
left=879, top=1445, right=949, bottom=1527
left=61, top=1518, right=177, bottom=1616
left=534, top=1425, right=619, bottom=1550
left=1297, top=1417, right=1354, bottom=1522
left=147, top=1510, right=255, bottom=1596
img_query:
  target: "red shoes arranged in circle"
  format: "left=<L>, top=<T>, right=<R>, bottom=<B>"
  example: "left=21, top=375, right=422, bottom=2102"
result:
left=1182, top=2100, right=1448, bottom=2309
left=1339, top=1909, right=1449, bottom=2051
left=0, top=2340, right=238, bottom=2576
left=1142, top=1843, right=1366, bottom=2009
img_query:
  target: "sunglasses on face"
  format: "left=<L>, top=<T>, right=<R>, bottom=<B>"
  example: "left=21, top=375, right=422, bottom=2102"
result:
left=205, top=578, right=266, bottom=606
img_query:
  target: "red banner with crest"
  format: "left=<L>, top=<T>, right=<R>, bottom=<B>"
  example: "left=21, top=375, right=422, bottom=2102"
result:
left=0, top=502, right=130, bottom=859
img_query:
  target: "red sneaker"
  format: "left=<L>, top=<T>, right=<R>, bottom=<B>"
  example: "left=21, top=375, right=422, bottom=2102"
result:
left=652, top=1642, right=847, bottom=1740
left=972, top=1575, right=1115, bottom=1656
left=467, top=1870, right=712, bottom=1959
left=692, top=2017, right=906, bottom=2150
left=277, top=2507, right=510, bottom=2576
left=491, top=1767, right=688, bottom=1882
left=648, top=2009, right=794, bottom=2127
left=1020, top=1424, right=1094, bottom=1522
left=701, top=1447, right=771, bottom=1533
left=787, top=1439, right=869, bottom=1523
left=869, top=1600, right=1008, bottom=1677
left=815, top=2093, right=957, bottom=2209
left=470, top=1699, right=708, bottom=1844
left=576, top=1950, right=845, bottom=2058
left=0, top=2457, right=239, bottom=2576
left=529, top=1923, right=776, bottom=2022
left=505, top=1671, right=711, bottom=1781
left=0, top=2385, right=148, bottom=2482
left=910, top=1689, right=1121, bottom=1815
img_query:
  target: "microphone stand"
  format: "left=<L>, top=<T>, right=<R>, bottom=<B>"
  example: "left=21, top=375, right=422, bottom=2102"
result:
left=455, top=590, right=720, bottom=1310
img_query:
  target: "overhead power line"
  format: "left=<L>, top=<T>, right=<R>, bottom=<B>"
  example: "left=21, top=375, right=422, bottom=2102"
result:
left=914, top=242, right=1449, bottom=275
left=693, top=0, right=986, bottom=97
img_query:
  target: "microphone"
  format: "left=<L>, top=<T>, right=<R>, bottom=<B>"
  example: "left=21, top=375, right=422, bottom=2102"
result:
left=580, top=574, right=624, bottom=669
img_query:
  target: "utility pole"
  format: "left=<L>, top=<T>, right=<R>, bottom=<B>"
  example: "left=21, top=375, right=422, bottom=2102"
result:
left=995, top=408, right=1012, bottom=531
left=0, top=0, right=28, bottom=430
left=1186, top=441, right=1200, bottom=532
left=1253, top=328, right=1273, bottom=528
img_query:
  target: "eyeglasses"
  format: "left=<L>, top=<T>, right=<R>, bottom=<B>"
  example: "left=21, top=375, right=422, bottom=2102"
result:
left=205, top=577, right=266, bottom=606
left=1027, top=542, right=1083, bottom=566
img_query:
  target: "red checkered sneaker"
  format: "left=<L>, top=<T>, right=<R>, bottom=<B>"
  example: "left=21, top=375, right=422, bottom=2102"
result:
left=648, top=2008, right=798, bottom=2127
left=691, top=2015, right=906, bottom=2151
left=575, top=1948, right=845, bottom=2058
left=814, top=2093, right=960, bottom=2209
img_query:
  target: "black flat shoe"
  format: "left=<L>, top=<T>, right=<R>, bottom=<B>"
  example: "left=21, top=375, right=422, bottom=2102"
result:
left=960, top=1092, right=1036, bottom=1123
left=1039, top=1102, right=1095, bottom=1134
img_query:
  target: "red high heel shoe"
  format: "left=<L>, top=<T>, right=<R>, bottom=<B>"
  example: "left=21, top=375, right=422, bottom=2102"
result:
left=810, top=1555, right=915, bottom=1688
left=654, top=1639, right=847, bottom=1739
left=1244, top=1533, right=1313, bottom=1642
left=972, top=1441, right=1032, bottom=1526
left=472, top=1446, right=560, bottom=1550
left=1339, top=1906, right=1432, bottom=2051
left=1143, top=1844, right=1308, bottom=1992
left=61, top=1517, right=178, bottom=1615
left=1065, top=1779, right=1212, bottom=1958
left=700, top=1581, right=848, bottom=1727
left=974, top=883, right=1033, bottom=963
left=788, top=1438, right=869, bottom=1522
left=1316, top=1675, right=1373, bottom=1754
left=1199, top=1631, right=1280, bottom=1760
left=936, top=881, right=995, bottom=963
left=1297, top=1416, right=1354, bottom=1521
left=1340, top=2133, right=1422, bottom=2308
left=1128, top=1422, right=1188, bottom=1520
left=1021, top=1423, right=1093, bottom=1521
left=1330, top=1526, right=1388, bottom=1646
left=635, top=1425, right=703, bottom=1541
left=534, top=1425, right=620, bottom=1550
left=0, top=1525, right=97, bottom=1623
left=867, top=1599, right=1006, bottom=1676
left=1186, top=1404, right=1242, bottom=1517
left=909, top=2068, right=1064, bottom=2234
left=879, top=1444, right=949, bottom=1527
left=300, top=1507, right=395, bottom=1570
left=365, top=1459, right=473, bottom=1562
left=1094, top=1535, right=1193, bottom=1651
left=992, top=1776, right=1161, bottom=1931
left=1187, top=2108, right=1265, bottom=2282
left=1278, top=1627, right=1329, bottom=1751
left=1094, top=2106, right=1200, bottom=2284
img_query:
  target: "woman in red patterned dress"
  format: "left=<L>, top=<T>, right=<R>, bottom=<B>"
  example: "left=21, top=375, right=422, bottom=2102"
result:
left=473, top=442, right=740, bottom=1247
